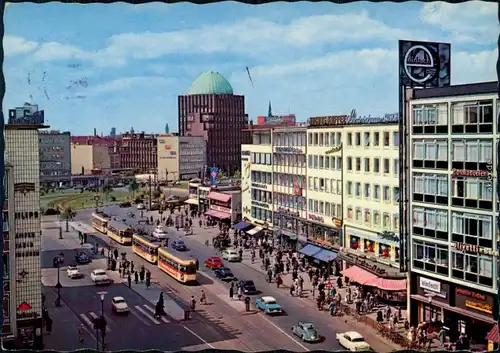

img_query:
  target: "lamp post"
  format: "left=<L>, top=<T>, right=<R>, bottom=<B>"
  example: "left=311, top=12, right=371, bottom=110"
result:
left=97, top=291, right=107, bottom=351
left=55, top=259, right=62, bottom=307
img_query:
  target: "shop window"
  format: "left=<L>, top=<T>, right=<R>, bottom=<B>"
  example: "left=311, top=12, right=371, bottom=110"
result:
left=451, top=211, right=492, bottom=248
left=378, top=244, right=391, bottom=258
left=451, top=251, right=493, bottom=287
left=412, top=240, right=449, bottom=276
left=350, top=235, right=360, bottom=250
left=364, top=239, right=374, bottom=253
left=412, top=207, right=448, bottom=240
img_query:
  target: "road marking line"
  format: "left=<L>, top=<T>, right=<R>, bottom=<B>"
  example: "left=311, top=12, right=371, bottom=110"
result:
left=79, top=313, right=95, bottom=329
left=129, top=307, right=152, bottom=326
left=143, top=304, right=170, bottom=323
left=88, top=312, right=112, bottom=333
left=258, top=314, right=309, bottom=352
left=182, top=325, right=215, bottom=349
left=134, top=305, right=161, bottom=324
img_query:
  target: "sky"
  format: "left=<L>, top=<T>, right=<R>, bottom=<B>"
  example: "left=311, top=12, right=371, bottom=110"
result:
left=3, top=1, right=498, bottom=135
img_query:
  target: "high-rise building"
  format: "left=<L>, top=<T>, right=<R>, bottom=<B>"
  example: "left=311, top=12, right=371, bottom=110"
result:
left=178, top=71, right=250, bottom=174
left=4, top=106, right=48, bottom=349
left=406, top=81, right=498, bottom=346
left=39, top=130, right=71, bottom=187
left=110, top=127, right=117, bottom=138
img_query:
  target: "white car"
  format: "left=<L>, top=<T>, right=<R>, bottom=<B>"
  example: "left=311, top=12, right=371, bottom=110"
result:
left=66, top=266, right=83, bottom=279
left=90, top=269, right=111, bottom=285
left=111, top=296, right=129, bottom=313
left=152, top=226, right=168, bottom=239
left=137, top=203, right=145, bottom=210
left=221, top=248, right=241, bottom=262
left=336, top=331, right=371, bottom=351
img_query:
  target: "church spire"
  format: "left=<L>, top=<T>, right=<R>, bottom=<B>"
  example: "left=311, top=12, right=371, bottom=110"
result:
left=268, top=101, right=272, bottom=117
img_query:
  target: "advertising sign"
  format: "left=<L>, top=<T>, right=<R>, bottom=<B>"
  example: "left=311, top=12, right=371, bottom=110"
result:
left=209, top=167, right=218, bottom=186
left=455, top=287, right=493, bottom=315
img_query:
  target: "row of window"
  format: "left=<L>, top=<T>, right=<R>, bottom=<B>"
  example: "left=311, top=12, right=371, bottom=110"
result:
left=307, top=177, right=342, bottom=194
left=273, top=193, right=307, bottom=210
left=251, top=206, right=272, bottom=223
left=251, top=189, right=272, bottom=204
left=251, top=171, right=272, bottom=185
left=251, top=153, right=272, bottom=165
left=274, top=132, right=307, bottom=147
left=412, top=139, right=493, bottom=164
left=308, top=199, right=342, bottom=218
left=274, top=153, right=307, bottom=167
left=308, top=155, right=342, bottom=170
left=346, top=157, right=399, bottom=175
left=346, top=131, right=399, bottom=148
left=275, top=173, right=307, bottom=188
left=346, top=207, right=399, bottom=232
left=347, top=183, right=399, bottom=204
left=308, top=131, right=342, bottom=146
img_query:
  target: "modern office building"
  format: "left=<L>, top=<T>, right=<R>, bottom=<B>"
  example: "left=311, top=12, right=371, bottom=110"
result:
left=4, top=110, right=47, bottom=349
left=406, top=81, right=498, bottom=346
left=157, top=134, right=206, bottom=182
left=39, top=130, right=71, bottom=187
left=119, top=131, right=157, bottom=172
left=178, top=70, right=250, bottom=174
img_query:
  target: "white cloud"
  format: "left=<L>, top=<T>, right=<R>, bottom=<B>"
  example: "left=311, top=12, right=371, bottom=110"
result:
left=451, top=49, right=498, bottom=84
left=420, top=1, right=498, bottom=45
left=4, top=35, right=38, bottom=56
left=90, top=76, right=176, bottom=95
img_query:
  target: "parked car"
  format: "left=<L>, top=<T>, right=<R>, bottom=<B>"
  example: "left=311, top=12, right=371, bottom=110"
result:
left=336, top=331, right=371, bottom=351
left=238, top=280, right=257, bottom=294
left=137, top=203, right=145, bottom=210
left=204, top=256, right=224, bottom=270
left=90, top=269, right=111, bottom=285
left=111, top=296, right=130, bottom=313
left=119, top=201, right=131, bottom=208
left=221, top=248, right=241, bottom=262
left=292, top=321, right=321, bottom=342
left=255, top=296, right=282, bottom=315
left=214, top=267, right=236, bottom=281
left=66, top=266, right=83, bottom=279
left=171, top=239, right=187, bottom=251
left=75, top=252, right=91, bottom=264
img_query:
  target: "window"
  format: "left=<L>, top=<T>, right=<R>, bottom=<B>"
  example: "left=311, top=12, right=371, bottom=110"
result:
left=452, top=177, right=493, bottom=210
left=452, top=251, right=493, bottom=287
left=308, top=133, right=313, bottom=145
left=383, top=158, right=390, bottom=174
left=412, top=207, right=448, bottom=240
left=364, top=158, right=370, bottom=172
left=308, top=177, right=313, bottom=190
left=412, top=104, right=448, bottom=134
left=314, top=155, right=318, bottom=168
left=412, top=240, right=449, bottom=276
left=355, top=208, right=362, bottom=222
left=393, top=187, right=400, bottom=203
left=347, top=133, right=352, bottom=146
left=319, top=133, right=324, bottom=146
left=451, top=100, right=493, bottom=134
left=392, top=132, right=399, bottom=147
left=364, top=132, right=370, bottom=147
left=374, top=158, right=380, bottom=173
left=319, top=156, right=324, bottom=169
left=325, top=178, right=330, bottom=192
left=319, top=178, right=325, bottom=191
left=373, top=211, right=381, bottom=227
left=355, top=133, right=361, bottom=146
left=337, top=157, right=342, bottom=170
left=383, top=132, right=390, bottom=147
left=329, top=132, right=335, bottom=146
left=413, top=173, right=448, bottom=205
left=364, top=184, right=370, bottom=199
left=383, top=213, right=391, bottom=229
left=374, top=185, right=380, bottom=200
left=393, top=159, right=399, bottom=176
left=413, top=139, right=448, bottom=170
left=347, top=207, right=353, bottom=220
left=451, top=211, right=492, bottom=248
left=346, top=181, right=353, bottom=196
left=325, top=156, right=330, bottom=169
left=355, top=183, right=361, bottom=198
left=383, top=186, right=390, bottom=202
left=314, top=133, right=318, bottom=145
left=355, top=158, right=361, bottom=171
left=364, top=209, right=371, bottom=225
left=347, top=157, right=352, bottom=171
left=374, top=132, right=380, bottom=146
left=336, top=132, right=342, bottom=146
left=451, top=139, right=493, bottom=170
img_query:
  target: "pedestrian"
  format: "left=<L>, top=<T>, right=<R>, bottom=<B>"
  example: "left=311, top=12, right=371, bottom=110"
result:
left=134, top=271, right=139, bottom=284
left=118, top=267, right=122, bottom=278
left=329, top=301, right=335, bottom=316
left=289, top=284, right=295, bottom=297
left=237, top=286, right=242, bottom=300
left=130, top=261, right=135, bottom=273
left=127, top=273, right=132, bottom=288
left=229, top=285, right=234, bottom=300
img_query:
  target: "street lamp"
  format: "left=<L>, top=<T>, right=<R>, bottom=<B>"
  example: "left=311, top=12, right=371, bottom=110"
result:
left=55, top=260, right=62, bottom=307
left=97, top=291, right=107, bottom=351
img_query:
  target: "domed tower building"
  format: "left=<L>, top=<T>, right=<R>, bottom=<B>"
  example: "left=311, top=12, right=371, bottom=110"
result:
left=178, top=71, right=249, bottom=175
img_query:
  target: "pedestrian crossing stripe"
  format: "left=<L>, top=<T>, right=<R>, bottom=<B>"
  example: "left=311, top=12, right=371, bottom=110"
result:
left=142, top=304, right=170, bottom=324
left=89, top=312, right=112, bottom=333
left=134, top=305, right=161, bottom=325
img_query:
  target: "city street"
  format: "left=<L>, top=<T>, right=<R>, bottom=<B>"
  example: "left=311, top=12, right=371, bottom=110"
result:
left=71, top=205, right=398, bottom=352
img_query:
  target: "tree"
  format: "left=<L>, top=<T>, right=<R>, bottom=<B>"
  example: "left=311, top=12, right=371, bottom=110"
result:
left=232, top=170, right=241, bottom=179
left=102, top=183, right=113, bottom=200
left=59, top=207, right=76, bottom=232
left=128, top=179, right=139, bottom=198
left=218, top=170, right=227, bottom=178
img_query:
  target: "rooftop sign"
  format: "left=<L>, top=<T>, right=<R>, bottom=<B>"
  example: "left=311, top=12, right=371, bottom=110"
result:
left=8, top=109, right=45, bottom=125
left=309, top=112, right=399, bottom=127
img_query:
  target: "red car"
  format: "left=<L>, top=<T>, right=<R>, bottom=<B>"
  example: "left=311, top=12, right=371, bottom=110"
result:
left=204, top=256, right=224, bottom=269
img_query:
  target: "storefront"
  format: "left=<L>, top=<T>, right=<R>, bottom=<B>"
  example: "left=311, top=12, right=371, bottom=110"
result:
left=273, top=208, right=307, bottom=249
left=409, top=273, right=497, bottom=347
left=205, top=192, right=232, bottom=224
left=307, top=214, right=342, bottom=249
left=344, top=226, right=400, bottom=264
left=198, top=186, right=210, bottom=214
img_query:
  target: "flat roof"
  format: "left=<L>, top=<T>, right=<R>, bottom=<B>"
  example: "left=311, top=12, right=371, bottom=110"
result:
left=412, top=81, right=498, bottom=100
left=133, top=233, right=162, bottom=245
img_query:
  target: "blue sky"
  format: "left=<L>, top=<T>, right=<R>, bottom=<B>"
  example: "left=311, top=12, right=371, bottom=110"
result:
left=3, top=1, right=498, bottom=135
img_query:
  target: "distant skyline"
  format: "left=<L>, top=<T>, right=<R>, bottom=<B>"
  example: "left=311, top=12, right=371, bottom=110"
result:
left=4, top=1, right=497, bottom=135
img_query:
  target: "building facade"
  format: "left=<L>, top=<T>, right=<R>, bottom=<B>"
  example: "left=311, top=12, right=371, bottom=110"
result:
left=39, top=131, right=71, bottom=186
left=157, top=135, right=206, bottom=182
left=70, top=142, right=111, bottom=175
left=407, top=82, right=498, bottom=346
left=119, top=132, right=157, bottom=172
left=178, top=71, right=249, bottom=174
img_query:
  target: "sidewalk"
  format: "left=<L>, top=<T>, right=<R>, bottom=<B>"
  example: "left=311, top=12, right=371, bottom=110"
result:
left=41, top=217, right=93, bottom=252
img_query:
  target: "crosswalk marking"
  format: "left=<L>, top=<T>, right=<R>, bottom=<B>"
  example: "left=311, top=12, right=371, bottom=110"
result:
left=142, top=304, right=170, bottom=324
left=134, top=305, right=161, bottom=324
left=89, top=312, right=112, bottom=333
left=129, top=307, right=152, bottom=326
left=79, top=313, right=96, bottom=330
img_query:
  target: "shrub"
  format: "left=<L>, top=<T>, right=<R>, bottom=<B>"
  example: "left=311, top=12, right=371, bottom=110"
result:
left=110, top=196, right=116, bottom=202
left=43, top=208, right=60, bottom=215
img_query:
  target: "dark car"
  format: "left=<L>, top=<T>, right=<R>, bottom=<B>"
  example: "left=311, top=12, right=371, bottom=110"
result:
left=238, top=280, right=257, bottom=294
left=75, top=252, right=91, bottom=264
left=171, top=239, right=187, bottom=251
left=214, top=267, right=236, bottom=282
left=119, top=201, right=131, bottom=208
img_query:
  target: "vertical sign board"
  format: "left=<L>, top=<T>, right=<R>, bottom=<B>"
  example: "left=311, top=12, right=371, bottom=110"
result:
left=209, top=167, right=219, bottom=186
left=398, top=40, right=451, bottom=272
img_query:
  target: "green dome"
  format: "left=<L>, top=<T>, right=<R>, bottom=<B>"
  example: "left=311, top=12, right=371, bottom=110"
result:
left=188, top=71, right=234, bottom=95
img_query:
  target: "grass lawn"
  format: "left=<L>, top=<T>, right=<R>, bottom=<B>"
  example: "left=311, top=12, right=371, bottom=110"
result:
left=173, top=181, right=190, bottom=189
left=40, top=190, right=135, bottom=211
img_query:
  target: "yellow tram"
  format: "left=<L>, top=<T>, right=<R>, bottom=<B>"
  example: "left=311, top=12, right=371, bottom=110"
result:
left=91, top=212, right=109, bottom=234
left=157, top=247, right=197, bottom=284
left=132, top=234, right=162, bottom=264
left=107, top=221, right=133, bottom=245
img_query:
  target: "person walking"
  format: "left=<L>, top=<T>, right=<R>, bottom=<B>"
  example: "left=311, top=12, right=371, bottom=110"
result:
left=229, top=284, right=234, bottom=300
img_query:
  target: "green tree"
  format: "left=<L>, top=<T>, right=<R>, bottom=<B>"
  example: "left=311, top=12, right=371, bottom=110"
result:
left=102, top=182, right=113, bottom=200
left=232, top=170, right=241, bottom=179
left=129, top=179, right=139, bottom=198
left=59, top=207, right=76, bottom=232
left=218, top=170, right=227, bottom=178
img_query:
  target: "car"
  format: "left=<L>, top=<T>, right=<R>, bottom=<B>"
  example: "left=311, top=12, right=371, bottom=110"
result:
left=137, top=203, right=145, bottom=210
left=119, top=201, right=131, bottom=208
left=171, top=239, right=187, bottom=251
left=255, top=296, right=282, bottom=315
left=204, top=256, right=224, bottom=270
left=238, top=280, right=257, bottom=295
left=66, top=266, right=83, bottom=279
left=90, top=269, right=111, bottom=285
left=152, top=226, right=168, bottom=239
left=75, top=252, right=91, bottom=264
left=292, top=322, right=321, bottom=342
left=221, top=248, right=241, bottom=262
left=214, top=267, right=236, bottom=281
left=111, top=296, right=130, bottom=313
left=336, top=331, right=371, bottom=352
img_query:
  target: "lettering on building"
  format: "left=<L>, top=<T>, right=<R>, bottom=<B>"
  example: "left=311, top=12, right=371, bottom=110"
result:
left=309, top=115, right=348, bottom=127
left=308, top=214, right=324, bottom=223
left=453, top=242, right=499, bottom=257
left=14, top=211, right=39, bottom=220
left=325, top=145, right=343, bottom=154
left=276, top=208, right=299, bottom=217
left=13, top=183, right=35, bottom=195
left=419, top=277, right=441, bottom=293
left=452, top=169, right=488, bottom=178
left=251, top=201, right=269, bottom=209
left=241, top=151, right=250, bottom=156
left=274, top=147, right=303, bottom=154
left=251, top=183, right=267, bottom=189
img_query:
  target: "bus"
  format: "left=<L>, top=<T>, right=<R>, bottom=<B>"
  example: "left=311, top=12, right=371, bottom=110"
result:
left=132, top=234, right=162, bottom=264
left=91, top=212, right=110, bottom=234
left=157, top=247, right=197, bottom=284
left=107, top=221, right=133, bottom=245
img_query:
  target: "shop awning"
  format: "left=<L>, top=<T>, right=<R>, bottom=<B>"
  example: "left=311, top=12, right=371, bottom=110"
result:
left=207, top=192, right=231, bottom=203
left=313, top=249, right=337, bottom=262
left=184, top=198, right=199, bottom=205
left=365, top=278, right=407, bottom=291
left=487, top=324, right=498, bottom=343
left=299, top=244, right=322, bottom=257
left=342, top=266, right=378, bottom=285
left=233, top=221, right=253, bottom=231
left=204, top=210, right=231, bottom=220
left=246, top=227, right=263, bottom=236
